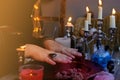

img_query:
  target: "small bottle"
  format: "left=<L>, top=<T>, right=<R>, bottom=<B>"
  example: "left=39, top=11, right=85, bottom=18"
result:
left=70, top=35, right=77, bottom=48
left=76, top=38, right=84, bottom=53
left=107, top=60, right=114, bottom=73
left=83, top=41, right=91, bottom=60
left=65, top=26, right=77, bottom=48
left=92, top=45, right=112, bottom=70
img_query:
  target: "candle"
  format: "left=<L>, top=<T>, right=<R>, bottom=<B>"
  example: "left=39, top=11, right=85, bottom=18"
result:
left=84, top=20, right=89, bottom=31
left=16, top=45, right=26, bottom=51
left=86, top=6, right=91, bottom=24
left=110, top=8, right=116, bottom=28
left=98, top=0, right=103, bottom=19
left=19, top=64, right=44, bottom=80
left=66, top=17, right=74, bottom=27
left=65, top=17, right=74, bottom=33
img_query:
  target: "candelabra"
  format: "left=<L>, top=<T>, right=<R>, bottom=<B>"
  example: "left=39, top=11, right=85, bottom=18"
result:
left=78, top=19, right=117, bottom=70
left=82, top=19, right=117, bottom=50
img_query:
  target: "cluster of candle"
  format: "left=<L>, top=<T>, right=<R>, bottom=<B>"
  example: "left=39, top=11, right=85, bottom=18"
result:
left=66, top=0, right=117, bottom=33
left=84, top=0, right=116, bottom=31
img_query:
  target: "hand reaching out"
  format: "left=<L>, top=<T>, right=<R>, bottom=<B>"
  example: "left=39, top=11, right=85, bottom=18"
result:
left=24, top=44, right=72, bottom=65
left=61, top=47, right=82, bottom=58
left=43, top=40, right=82, bottom=58
left=17, top=39, right=82, bottom=65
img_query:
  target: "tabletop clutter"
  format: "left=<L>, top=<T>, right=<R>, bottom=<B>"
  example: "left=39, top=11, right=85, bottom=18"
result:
left=16, top=45, right=115, bottom=80
left=16, top=0, right=120, bottom=79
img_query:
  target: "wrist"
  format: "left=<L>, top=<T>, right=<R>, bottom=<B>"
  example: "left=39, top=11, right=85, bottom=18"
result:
left=16, top=45, right=34, bottom=65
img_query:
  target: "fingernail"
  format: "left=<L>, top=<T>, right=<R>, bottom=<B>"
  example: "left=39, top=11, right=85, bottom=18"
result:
left=68, top=57, right=72, bottom=60
left=71, top=56, right=75, bottom=59
left=79, top=53, right=82, bottom=56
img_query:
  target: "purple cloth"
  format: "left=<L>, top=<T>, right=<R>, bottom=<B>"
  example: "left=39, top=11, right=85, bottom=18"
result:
left=94, top=71, right=114, bottom=80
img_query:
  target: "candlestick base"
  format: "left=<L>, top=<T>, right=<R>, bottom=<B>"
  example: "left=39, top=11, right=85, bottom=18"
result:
left=109, top=28, right=117, bottom=42
left=97, top=19, right=103, bottom=27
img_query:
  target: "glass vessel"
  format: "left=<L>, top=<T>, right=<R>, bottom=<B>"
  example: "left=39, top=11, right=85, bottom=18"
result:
left=19, top=64, right=44, bottom=80
left=111, top=45, right=120, bottom=79
left=92, top=45, right=112, bottom=70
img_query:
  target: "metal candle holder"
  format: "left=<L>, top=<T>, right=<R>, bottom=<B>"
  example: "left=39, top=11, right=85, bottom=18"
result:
left=83, top=30, right=91, bottom=60
left=97, top=19, right=104, bottom=42
left=86, top=19, right=116, bottom=46
left=109, top=28, right=117, bottom=42
left=81, top=18, right=117, bottom=57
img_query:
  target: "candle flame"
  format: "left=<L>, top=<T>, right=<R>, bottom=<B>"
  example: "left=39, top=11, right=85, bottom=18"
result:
left=112, top=8, right=116, bottom=15
left=86, top=6, right=90, bottom=13
left=68, top=17, right=72, bottom=22
left=20, top=45, right=26, bottom=49
left=99, top=0, right=102, bottom=6
left=30, top=73, right=33, bottom=76
left=16, top=45, right=26, bottom=51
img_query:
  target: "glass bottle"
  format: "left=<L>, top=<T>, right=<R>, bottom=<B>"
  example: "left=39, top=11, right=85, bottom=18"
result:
left=111, top=44, right=120, bottom=78
left=83, top=41, right=91, bottom=60
left=91, top=41, right=112, bottom=70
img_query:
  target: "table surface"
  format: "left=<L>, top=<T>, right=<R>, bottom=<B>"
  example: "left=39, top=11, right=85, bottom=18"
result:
left=0, top=73, right=120, bottom=80
left=0, top=69, right=120, bottom=80
left=0, top=60, right=120, bottom=80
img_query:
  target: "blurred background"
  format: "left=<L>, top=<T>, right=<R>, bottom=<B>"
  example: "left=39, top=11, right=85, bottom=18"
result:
left=0, top=0, right=35, bottom=77
left=0, top=0, right=120, bottom=77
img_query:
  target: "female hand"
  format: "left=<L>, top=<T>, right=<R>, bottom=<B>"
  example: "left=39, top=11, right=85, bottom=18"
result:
left=24, top=44, right=72, bottom=65
left=44, top=40, right=82, bottom=58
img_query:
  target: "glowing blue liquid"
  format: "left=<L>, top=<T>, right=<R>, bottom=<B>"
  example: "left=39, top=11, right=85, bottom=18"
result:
left=92, top=50, right=111, bottom=69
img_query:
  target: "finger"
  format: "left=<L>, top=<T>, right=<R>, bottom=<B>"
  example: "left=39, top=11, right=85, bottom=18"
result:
left=53, top=57, right=72, bottom=63
left=62, top=49, right=75, bottom=58
left=53, top=54, right=72, bottom=63
left=72, top=51, right=82, bottom=57
left=45, top=58, right=56, bottom=65
left=66, top=48, right=82, bottom=57
left=61, top=59, right=72, bottom=63
left=71, top=48, right=78, bottom=51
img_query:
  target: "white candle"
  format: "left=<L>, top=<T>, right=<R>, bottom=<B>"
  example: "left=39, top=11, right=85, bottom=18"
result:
left=55, top=37, right=71, bottom=48
left=86, top=6, right=91, bottom=24
left=110, top=8, right=116, bottom=28
left=98, top=0, right=103, bottom=19
left=84, top=20, right=89, bottom=31
left=87, top=13, right=91, bottom=24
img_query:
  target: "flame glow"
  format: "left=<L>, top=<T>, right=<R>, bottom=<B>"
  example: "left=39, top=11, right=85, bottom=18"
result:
left=20, top=45, right=26, bottom=49
left=112, top=8, right=116, bottom=15
left=68, top=17, right=72, bottom=22
left=99, top=0, right=102, bottom=6
left=86, top=6, right=90, bottom=13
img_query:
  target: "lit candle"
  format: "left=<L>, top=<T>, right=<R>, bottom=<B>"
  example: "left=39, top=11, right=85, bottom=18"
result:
left=86, top=6, right=91, bottom=24
left=65, top=17, right=74, bottom=34
left=66, top=17, right=74, bottom=27
left=84, top=20, right=89, bottom=31
left=19, top=65, right=44, bottom=80
left=110, top=8, right=116, bottom=28
left=98, top=0, right=103, bottom=19
left=16, top=45, right=26, bottom=51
